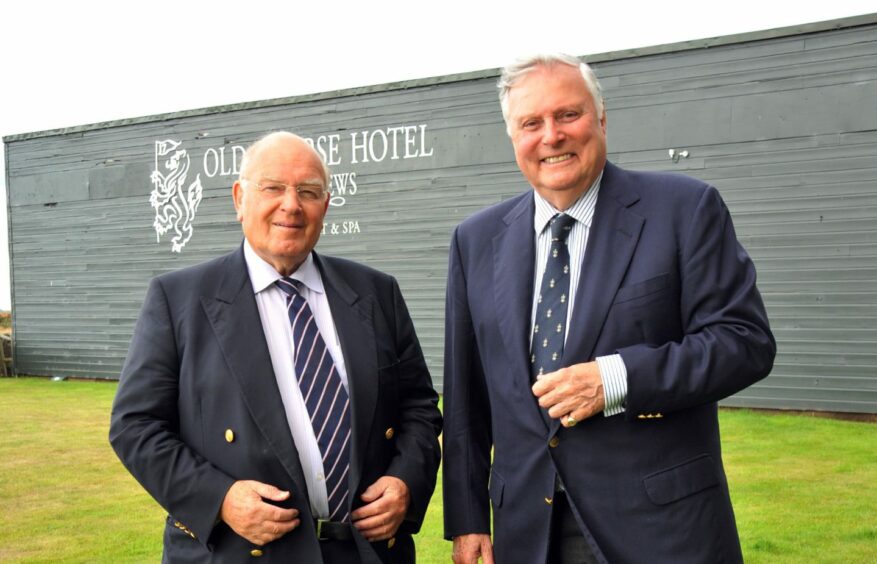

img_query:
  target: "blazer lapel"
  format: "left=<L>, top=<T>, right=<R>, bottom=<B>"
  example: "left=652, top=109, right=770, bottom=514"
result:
left=199, top=247, right=310, bottom=498
left=313, top=253, right=377, bottom=499
left=492, top=195, right=551, bottom=428
left=563, top=162, right=645, bottom=368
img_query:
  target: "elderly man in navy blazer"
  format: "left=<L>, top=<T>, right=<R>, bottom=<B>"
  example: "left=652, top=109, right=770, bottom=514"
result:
left=443, top=54, right=776, bottom=563
left=110, top=132, right=442, bottom=563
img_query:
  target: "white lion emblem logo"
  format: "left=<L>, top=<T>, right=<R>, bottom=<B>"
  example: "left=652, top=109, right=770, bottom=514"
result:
left=150, top=139, right=203, bottom=252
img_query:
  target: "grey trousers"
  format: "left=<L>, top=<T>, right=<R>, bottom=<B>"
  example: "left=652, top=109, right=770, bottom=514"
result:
left=548, top=492, right=600, bottom=564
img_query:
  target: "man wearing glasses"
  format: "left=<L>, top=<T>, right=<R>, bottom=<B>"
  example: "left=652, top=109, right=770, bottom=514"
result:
left=111, top=131, right=442, bottom=563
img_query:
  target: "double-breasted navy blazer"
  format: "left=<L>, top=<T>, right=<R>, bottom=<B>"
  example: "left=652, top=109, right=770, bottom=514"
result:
left=443, top=162, right=775, bottom=563
left=110, top=246, right=442, bottom=563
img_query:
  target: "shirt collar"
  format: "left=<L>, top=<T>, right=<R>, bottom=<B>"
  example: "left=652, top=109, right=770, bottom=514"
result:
left=533, top=169, right=603, bottom=235
left=243, top=239, right=325, bottom=295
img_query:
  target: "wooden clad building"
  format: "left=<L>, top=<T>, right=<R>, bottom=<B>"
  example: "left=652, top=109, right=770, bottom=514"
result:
left=5, top=14, right=877, bottom=413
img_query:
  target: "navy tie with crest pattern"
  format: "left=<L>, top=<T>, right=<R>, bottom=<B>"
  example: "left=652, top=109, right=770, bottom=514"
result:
left=531, top=213, right=577, bottom=380
left=276, top=277, right=351, bottom=522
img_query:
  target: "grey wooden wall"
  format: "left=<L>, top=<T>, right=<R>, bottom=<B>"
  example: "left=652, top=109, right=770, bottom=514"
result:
left=5, top=15, right=877, bottom=413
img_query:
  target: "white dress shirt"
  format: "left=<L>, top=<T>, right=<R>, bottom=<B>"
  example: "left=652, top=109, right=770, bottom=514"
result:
left=243, top=240, right=348, bottom=518
left=530, top=172, right=627, bottom=416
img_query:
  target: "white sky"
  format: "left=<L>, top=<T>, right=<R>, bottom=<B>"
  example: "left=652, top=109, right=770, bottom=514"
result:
left=1, top=0, right=875, bottom=310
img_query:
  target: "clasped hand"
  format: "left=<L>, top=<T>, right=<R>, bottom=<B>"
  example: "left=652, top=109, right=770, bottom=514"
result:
left=351, top=475, right=410, bottom=541
left=531, top=361, right=605, bottom=426
left=221, top=476, right=410, bottom=546
left=220, top=480, right=300, bottom=546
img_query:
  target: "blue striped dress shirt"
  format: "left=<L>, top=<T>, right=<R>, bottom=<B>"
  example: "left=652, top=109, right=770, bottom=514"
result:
left=530, top=172, right=627, bottom=416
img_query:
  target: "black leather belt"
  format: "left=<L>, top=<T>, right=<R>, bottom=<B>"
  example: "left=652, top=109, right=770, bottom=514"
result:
left=315, top=519, right=353, bottom=541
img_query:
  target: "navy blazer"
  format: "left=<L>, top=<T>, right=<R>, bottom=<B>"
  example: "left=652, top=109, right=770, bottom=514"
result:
left=443, top=162, right=775, bottom=563
left=110, top=246, right=442, bottom=563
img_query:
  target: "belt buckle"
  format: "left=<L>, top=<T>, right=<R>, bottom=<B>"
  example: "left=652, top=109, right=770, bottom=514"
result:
left=316, top=518, right=330, bottom=541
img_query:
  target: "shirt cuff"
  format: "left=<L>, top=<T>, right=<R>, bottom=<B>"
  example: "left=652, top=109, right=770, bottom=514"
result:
left=596, top=354, right=627, bottom=417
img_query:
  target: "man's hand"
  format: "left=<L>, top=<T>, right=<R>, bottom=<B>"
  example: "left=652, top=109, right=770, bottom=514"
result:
left=351, top=476, right=410, bottom=541
left=220, top=480, right=299, bottom=546
left=453, top=533, right=495, bottom=564
left=532, top=361, right=605, bottom=426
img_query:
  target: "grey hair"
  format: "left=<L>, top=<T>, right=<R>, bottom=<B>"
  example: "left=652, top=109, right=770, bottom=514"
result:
left=498, top=53, right=604, bottom=135
left=239, top=131, right=331, bottom=187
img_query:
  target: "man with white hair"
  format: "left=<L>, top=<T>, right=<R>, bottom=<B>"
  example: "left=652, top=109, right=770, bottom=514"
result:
left=442, top=54, right=775, bottom=563
left=111, top=131, right=442, bottom=563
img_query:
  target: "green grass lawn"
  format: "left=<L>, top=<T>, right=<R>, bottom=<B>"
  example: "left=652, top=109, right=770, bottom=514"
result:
left=0, top=377, right=874, bottom=563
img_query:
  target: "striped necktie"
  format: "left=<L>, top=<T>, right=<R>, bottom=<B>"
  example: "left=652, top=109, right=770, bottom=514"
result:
left=531, top=213, right=577, bottom=380
left=276, top=277, right=351, bottom=522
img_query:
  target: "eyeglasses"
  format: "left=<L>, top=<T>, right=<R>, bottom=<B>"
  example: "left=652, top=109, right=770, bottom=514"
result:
left=242, top=179, right=327, bottom=203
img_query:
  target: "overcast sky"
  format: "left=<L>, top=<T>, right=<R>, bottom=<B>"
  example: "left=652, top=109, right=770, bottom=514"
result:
left=2, top=0, right=875, bottom=310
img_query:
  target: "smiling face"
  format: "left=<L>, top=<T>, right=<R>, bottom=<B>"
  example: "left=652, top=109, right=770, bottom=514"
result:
left=506, top=63, right=607, bottom=210
left=232, top=134, right=329, bottom=276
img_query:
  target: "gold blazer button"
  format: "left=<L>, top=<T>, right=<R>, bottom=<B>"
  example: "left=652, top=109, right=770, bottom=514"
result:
left=548, top=436, right=560, bottom=448
left=250, top=548, right=263, bottom=557
left=388, top=537, right=396, bottom=549
left=225, top=429, right=235, bottom=443
left=385, top=427, right=395, bottom=440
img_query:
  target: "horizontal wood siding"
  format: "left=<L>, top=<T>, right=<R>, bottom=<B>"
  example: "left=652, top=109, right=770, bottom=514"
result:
left=5, top=18, right=877, bottom=412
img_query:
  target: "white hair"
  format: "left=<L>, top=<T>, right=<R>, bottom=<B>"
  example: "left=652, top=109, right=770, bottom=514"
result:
left=498, top=53, right=604, bottom=135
